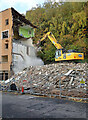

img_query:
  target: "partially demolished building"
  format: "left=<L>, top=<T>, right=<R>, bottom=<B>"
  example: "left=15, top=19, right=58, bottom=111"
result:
left=0, top=8, right=37, bottom=81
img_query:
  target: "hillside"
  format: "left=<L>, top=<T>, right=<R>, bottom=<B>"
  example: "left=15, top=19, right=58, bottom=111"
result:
left=26, top=1, right=88, bottom=64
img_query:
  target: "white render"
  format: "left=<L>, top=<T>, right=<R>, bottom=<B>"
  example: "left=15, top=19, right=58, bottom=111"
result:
left=12, top=38, right=44, bottom=73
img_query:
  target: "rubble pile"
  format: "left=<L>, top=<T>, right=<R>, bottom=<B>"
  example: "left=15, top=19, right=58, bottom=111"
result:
left=1, top=63, right=88, bottom=98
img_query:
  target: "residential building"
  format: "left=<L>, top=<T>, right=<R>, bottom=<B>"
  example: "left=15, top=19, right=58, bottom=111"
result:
left=0, top=8, right=37, bottom=81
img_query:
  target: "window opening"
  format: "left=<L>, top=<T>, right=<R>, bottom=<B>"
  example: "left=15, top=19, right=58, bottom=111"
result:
left=5, top=19, right=9, bottom=25
left=2, top=31, right=9, bottom=39
left=0, top=73, right=3, bottom=80
left=2, top=55, right=8, bottom=62
left=28, top=30, right=31, bottom=35
left=5, top=73, right=8, bottom=80
left=5, top=43, right=8, bottom=49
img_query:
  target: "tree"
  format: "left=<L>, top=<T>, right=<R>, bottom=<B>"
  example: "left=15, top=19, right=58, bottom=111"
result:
left=26, top=1, right=87, bottom=63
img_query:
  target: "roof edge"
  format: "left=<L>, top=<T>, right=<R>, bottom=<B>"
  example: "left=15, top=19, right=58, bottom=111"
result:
left=11, top=7, right=37, bottom=28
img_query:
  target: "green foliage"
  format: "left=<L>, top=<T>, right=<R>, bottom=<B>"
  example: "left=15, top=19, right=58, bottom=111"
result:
left=26, top=1, right=88, bottom=64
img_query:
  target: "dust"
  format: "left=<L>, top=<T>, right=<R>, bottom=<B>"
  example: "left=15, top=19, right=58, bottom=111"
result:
left=12, top=38, right=44, bottom=73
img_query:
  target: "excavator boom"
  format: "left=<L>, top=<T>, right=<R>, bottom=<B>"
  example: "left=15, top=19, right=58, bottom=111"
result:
left=40, top=32, right=63, bottom=49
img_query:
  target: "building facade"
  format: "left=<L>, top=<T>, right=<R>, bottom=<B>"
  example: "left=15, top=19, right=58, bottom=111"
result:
left=0, top=8, right=37, bottom=81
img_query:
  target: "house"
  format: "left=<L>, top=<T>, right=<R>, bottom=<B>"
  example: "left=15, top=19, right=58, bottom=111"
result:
left=0, top=8, right=39, bottom=81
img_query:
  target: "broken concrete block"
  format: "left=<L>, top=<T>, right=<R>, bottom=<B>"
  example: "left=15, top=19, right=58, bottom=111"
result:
left=64, top=70, right=73, bottom=76
left=68, top=77, right=74, bottom=86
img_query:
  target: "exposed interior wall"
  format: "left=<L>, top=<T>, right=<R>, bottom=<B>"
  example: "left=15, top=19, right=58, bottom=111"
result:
left=12, top=38, right=44, bottom=74
left=15, top=38, right=34, bottom=47
left=19, top=26, right=34, bottom=38
left=11, top=9, right=44, bottom=74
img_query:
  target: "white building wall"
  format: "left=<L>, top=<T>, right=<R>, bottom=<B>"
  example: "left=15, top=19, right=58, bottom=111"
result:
left=12, top=38, right=44, bottom=74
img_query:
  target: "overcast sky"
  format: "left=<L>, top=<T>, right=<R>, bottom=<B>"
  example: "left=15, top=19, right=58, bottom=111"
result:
left=0, top=0, right=86, bottom=14
left=0, top=0, right=61, bottom=14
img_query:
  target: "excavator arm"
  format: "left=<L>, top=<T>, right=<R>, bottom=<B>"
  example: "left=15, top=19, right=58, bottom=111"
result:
left=38, top=32, right=63, bottom=49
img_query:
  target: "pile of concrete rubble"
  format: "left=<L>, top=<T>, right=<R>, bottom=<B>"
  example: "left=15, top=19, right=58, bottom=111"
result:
left=1, top=63, right=88, bottom=98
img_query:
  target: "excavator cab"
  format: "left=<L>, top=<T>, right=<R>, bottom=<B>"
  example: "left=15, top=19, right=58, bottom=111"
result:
left=55, top=49, right=62, bottom=59
left=55, top=49, right=84, bottom=61
left=55, top=49, right=66, bottom=59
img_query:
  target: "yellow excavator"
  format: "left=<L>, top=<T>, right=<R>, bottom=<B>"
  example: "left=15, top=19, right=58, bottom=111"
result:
left=37, top=32, right=84, bottom=61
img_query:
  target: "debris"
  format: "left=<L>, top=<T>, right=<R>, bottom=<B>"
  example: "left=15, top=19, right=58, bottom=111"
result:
left=10, top=83, right=17, bottom=91
left=64, top=70, right=73, bottom=76
left=1, top=63, right=88, bottom=98
left=68, top=77, right=74, bottom=86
